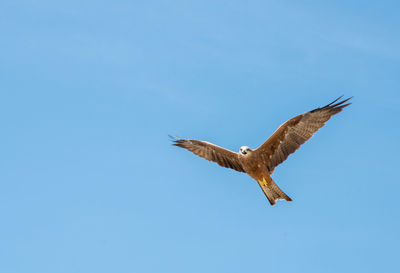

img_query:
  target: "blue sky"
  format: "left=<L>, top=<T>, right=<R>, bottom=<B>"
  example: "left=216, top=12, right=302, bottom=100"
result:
left=1, top=1, right=400, bottom=272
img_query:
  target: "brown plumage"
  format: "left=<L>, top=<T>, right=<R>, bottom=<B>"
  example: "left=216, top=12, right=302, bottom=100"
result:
left=172, top=96, right=351, bottom=206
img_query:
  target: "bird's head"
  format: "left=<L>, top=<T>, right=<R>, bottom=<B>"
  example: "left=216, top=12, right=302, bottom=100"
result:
left=239, top=146, right=253, bottom=156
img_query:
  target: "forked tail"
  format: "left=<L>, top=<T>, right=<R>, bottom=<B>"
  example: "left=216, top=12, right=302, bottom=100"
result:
left=257, top=176, right=292, bottom=206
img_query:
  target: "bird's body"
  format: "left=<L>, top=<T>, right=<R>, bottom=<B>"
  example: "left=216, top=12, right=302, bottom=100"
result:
left=239, top=149, right=269, bottom=185
left=239, top=151, right=291, bottom=205
left=172, top=97, right=351, bottom=205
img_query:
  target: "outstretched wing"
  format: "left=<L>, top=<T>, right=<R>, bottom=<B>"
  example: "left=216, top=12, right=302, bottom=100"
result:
left=172, top=138, right=245, bottom=172
left=254, top=96, right=351, bottom=173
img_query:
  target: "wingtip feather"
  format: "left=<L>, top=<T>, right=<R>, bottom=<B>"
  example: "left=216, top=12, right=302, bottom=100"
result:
left=312, top=96, right=352, bottom=113
left=169, top=135, right=185, bottom=147
left=326, top=95, right=344, bottom=107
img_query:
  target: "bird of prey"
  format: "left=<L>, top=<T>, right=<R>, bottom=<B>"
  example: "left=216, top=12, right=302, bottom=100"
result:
left=172, top=97, right=351, bottom=205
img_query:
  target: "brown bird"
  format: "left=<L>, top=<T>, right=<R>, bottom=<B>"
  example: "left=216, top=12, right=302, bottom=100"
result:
left=172, top=97, right=351, bottom=205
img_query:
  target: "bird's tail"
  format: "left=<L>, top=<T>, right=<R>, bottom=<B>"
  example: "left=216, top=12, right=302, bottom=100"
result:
left=257, top=177, right=292, bottom=206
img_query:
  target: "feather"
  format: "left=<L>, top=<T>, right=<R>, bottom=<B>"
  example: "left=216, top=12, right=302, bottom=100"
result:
left=172, top=139, right=245, bottom=172
left=254, top=97, right=352, bottom=173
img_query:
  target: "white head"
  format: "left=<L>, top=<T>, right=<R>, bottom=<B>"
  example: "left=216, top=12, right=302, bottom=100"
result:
left=239, top=146, right=252, bottom=156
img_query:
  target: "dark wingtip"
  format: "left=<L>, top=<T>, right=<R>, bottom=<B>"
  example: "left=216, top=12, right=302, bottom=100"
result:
left=330, top=96, right=352, bottom=108
left=169, top=135, right=187, bottom=148
left=168, top=134, right=178, bottom=140
left=169, top=135, right=180, bottom=146
left=312, top=96, right=353, bottom=112
left=326, top=95, right=344, bottom=107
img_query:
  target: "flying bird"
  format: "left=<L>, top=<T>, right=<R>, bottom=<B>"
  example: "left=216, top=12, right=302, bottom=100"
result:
left=172, top=97, right=351, bottom=205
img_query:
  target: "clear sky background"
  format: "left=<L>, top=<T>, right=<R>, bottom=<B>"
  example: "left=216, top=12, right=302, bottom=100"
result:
left=1, top=1, right=400, bottom=273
